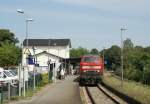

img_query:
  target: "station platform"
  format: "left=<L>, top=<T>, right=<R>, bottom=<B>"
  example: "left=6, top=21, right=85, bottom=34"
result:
left=11, top=76, right=82, bottom=104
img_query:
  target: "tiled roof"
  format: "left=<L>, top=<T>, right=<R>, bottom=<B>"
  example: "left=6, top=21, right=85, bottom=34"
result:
left=23, top=39, right=71, bottom=47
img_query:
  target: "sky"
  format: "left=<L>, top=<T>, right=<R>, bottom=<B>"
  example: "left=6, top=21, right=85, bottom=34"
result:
left=0, top=0, right=150, bottom=50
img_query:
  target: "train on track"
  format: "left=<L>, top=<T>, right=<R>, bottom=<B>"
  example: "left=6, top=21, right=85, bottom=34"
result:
left=79, top=55, right=104, bottom=85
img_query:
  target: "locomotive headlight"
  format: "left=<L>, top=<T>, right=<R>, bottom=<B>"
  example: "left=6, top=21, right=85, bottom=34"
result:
left=83, top=70, right=87, bottom=72
left=97, top=70, right=100, bottom=72
left=82, top=66, right=101, bottom=69
left=82, top=66, right=90, bottom=69
left=93, top=66, right=101, bottom=69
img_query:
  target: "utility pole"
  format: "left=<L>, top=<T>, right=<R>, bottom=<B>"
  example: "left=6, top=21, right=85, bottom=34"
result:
left=103, top=47, right=105, bottom=71
left=121, top=27, right=127, bottom=87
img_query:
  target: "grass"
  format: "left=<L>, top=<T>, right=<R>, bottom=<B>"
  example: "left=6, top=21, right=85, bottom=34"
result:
left=25, top=73, right=51, bottom=98
left=10, top=96, right=19, bottom=101
left=25, top=89, right=34, bottom=97
left=25, top=73, right=52, bottom=97
left=103, top=72, right=150, bottom=104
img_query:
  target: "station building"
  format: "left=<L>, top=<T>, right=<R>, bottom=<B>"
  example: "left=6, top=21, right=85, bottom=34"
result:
left=22, top=39, right=71, bottom=73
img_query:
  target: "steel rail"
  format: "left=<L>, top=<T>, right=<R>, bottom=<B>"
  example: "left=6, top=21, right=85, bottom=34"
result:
left=97, top=84, right=120, bottom=104
left=85, top=86, right=96, bottom=104
left=84, top=84, right=123, bottom=104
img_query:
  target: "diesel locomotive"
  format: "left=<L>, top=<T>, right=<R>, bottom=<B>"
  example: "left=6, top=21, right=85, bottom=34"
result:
left=79, top=55, right=104, bottom=85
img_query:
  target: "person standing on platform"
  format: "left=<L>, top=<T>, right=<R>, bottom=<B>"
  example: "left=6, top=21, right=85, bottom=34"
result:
left=60, top=68, right=65, bottom=79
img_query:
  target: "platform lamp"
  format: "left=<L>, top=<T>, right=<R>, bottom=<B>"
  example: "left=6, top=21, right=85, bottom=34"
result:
left=17, top=9, right=34, bottom=96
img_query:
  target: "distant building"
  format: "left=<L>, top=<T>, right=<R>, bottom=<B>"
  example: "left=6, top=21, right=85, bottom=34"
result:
left=22, top=39, right=71, bottom=70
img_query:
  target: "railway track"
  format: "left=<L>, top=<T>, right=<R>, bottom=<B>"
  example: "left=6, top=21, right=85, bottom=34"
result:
left=80, top=84, right=127, bottom=104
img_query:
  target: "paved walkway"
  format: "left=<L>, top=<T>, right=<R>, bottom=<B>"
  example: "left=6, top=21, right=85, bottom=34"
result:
left=11, top=76, right=82, bottom=104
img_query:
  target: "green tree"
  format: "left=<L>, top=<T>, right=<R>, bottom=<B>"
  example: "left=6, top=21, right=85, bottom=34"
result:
left=123, top=38, right=134, bottom=69
left=123, top=38, right=134, bottom=49
left=0, top=29, right=21, bottom=68
left=70, top=47, right=89, bottom=57
left=103, top=38, right=150, bottom=84
left=144, top=46, right=150, bottom=54
left=0, top=29, right=19, bottom=46
left=103, top=45, right=121, bottom=70
left=0, top=43, right=21, bottom=68
left=90, top=48, right=99, bottom=55
left=143, top=64, right=150, bottom=85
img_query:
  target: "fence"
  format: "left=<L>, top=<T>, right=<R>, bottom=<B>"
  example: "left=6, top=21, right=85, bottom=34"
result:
left=0, top=69, right=52, bottom=104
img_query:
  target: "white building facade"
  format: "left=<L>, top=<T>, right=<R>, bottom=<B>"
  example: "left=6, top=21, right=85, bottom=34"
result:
left=22, top=39, right=71, bottom=70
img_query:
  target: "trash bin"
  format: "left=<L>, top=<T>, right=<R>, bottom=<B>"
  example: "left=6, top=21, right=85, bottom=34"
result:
left=10, top=85, right=18, bottom=96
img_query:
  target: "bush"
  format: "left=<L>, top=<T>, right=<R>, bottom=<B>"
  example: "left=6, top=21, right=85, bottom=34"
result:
left=124, top=66, right=142, bottom=82
left=143, top=64, right=150, bottom=85
left=28, top=73, right=49, bottom=88
left=115, top=67, right=121, bottom=76
left=40, top=73, right=49, bottom=86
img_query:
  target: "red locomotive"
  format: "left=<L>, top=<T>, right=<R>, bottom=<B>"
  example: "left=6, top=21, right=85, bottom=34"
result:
left=79, top=55, right=104, bottom=85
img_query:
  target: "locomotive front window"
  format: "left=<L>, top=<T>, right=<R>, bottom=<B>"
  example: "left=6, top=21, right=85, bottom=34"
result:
left=82, top=57, right=99, bottom=62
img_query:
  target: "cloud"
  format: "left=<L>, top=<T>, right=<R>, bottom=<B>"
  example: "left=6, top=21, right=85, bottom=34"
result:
left=0, top=0, right=149, bottom=23
left=46, top=0, right=150, bottom=13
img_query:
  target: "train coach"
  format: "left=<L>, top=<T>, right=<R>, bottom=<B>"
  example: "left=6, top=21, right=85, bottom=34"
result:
left=79, top=55, right=104, bottom=85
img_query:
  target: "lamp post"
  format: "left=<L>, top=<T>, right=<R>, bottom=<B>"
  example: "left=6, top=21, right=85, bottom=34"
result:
left=17, top=9, right=34, bottom=52
left=17, top=9, right=24, bottom=14
left=25, top=18, right=34, bottom=92
left=17, top=9, right=34, bottom=96
left=26, top=19, right=34, bottom=47
left=120, top=27, right=127, bottom=87
left=32, top=46, right=36, bottom=90
left=17, top=9, right=26, bottom=97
